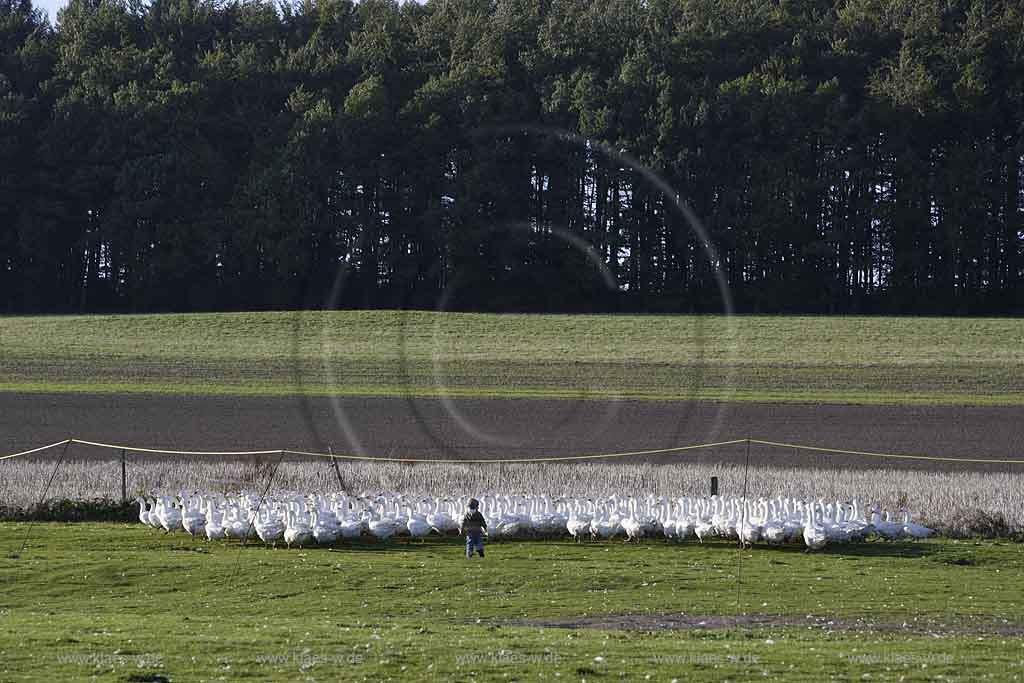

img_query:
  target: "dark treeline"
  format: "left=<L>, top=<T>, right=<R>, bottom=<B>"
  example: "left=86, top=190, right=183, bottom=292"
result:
left=1, top=0, right=1022, bottom=314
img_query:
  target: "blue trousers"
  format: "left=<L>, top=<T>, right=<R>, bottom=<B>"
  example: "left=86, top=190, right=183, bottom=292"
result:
left=465, top=530, right=485, bottom=557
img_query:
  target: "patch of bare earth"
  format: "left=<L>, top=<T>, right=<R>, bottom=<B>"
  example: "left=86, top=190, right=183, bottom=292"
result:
left=3, top=394, right=1024, bottom=471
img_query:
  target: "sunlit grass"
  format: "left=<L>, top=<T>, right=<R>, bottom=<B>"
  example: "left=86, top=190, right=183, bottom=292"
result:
left=0, top=524, right=1021, bottom=681
left=1, top=311, right=1023, bottom=404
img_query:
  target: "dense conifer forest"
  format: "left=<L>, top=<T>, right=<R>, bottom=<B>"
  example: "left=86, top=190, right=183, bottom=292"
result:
left=2, top=0, right=1021, bottom=313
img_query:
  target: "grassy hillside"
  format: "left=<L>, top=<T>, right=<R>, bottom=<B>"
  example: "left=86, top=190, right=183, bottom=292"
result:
left=1, top=311, right=1022, bottom=405
left=0, top=524, right=1021, bottom=681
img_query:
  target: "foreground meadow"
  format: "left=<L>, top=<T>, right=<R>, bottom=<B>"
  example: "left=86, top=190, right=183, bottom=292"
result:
left=1, top=312, right=1023, bottom=405
left=0, top=524, right=1022, bottom=681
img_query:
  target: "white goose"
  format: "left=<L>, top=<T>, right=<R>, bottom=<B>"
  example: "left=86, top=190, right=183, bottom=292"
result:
left=338, top=507, right=364, bottom=540
left=762, top=501, right=786, bottom=546
left=368, top=509, right=398, bottom=541
left=621, top=498, right=643, bottom=542
left=254, top=505, right=285, bottom=546
left=674, top=498, right=696, bottom=541
left=661, top=500, right=678, bottom=540
left=222, top=504, right=250, bottom=540
left=311, top=508, right=340, bottom=545
left=589, top=504, right=619, bottom=541
left=180, top=494, right=207, bottom=538
left=283, top=507, right=313, bottom=548
left=638, top=496, right=662, bottom=537
left=134, top=497, right=155, bottom=527
left=496, top=498, right=527, bottom=539
left=132, top=489, right=936, bottom=551
left=406, top=505, right=432, bottom=540
left=155, top=497, right=182, bottom=533
left=426, top=498, right=457, bottom=535
left=872, top=508, right=905, bottom=540
left=694, top=499, right=716, bottom=543
left=738, top=500, right=762, bottom=549
left=204, top=500, right=226, bottom=541
left=566, top=501, right=592, bottom=542
left=902, top=510, right=934, bottom=540
left=802, top=503, right=828, bottom=551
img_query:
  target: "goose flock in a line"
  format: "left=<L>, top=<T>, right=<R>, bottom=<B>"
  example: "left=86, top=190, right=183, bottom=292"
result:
left=134, top=492, right=933, bottom=550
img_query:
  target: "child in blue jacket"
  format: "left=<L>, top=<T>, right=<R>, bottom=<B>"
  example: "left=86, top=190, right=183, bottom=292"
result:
left=460, top=498, right=487, bottom=558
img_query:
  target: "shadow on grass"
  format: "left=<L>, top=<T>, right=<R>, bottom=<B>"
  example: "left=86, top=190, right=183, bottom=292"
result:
left=812, top=540, right=941, bottom=559
left=721, top=539, right=941, bottom=559
left=499, top=537, right=942, bottom=559
left=221, top=537, right=465, bottom=554
left=195, top=536, right=937, bottom=557
left=132, top=529, right=943, bottom=559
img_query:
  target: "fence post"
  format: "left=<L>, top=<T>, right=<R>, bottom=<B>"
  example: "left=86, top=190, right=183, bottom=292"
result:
left=710, top=476, right=719, bottom=496
left=120, top=449, right=127, bottom=503
left=329, top=446, right=346, bottom=492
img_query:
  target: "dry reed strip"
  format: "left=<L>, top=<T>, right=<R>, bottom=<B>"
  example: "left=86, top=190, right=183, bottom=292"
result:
left=1, top=457, right=1021, bottom=531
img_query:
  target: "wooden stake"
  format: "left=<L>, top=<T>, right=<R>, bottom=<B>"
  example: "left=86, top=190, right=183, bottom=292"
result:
left=120, top=449, right=127, bottom=503
left=329, top=446, right=346, bottom=492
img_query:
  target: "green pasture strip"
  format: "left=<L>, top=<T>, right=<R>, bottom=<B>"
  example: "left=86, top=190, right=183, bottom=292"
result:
left=0, top=523, right=1021, bottom=681
left=1, top=381, right=1023, bottom=407
left=1, top=311, right=1023, bottom=405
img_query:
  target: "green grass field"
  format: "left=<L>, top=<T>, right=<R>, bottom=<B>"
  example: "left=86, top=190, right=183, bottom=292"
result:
left=4, top=314, right=1022, bottom=681
left=0, top=524, right=1022, bottom=681
left=1, top=311, right=1023, bottom=405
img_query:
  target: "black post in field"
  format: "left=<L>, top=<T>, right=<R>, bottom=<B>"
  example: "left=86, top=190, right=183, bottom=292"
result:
left=329, top=446, right=346, bottom=492
left=120, top=449, right=127, bottom=503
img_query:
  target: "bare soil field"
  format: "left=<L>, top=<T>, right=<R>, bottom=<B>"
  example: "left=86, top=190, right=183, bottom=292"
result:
left=1, top=393, right=1021, bottom=470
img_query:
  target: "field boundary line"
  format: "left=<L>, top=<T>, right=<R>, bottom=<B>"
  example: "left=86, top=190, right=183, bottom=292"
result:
left=0, top=438, right=749, bottom=463
left=1, top=437, right=1022, bottom=465
left=70, top=438, right=283, bottom=457
left=750, top=439, right=1024, bottom=465
left=282, top=439, right=751, bottom=463
left=0, top=439, right=72, bottom=461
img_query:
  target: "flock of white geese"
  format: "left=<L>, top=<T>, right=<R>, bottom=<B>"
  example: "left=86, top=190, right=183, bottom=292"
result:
left=135, top=492, right=933, bottom=550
